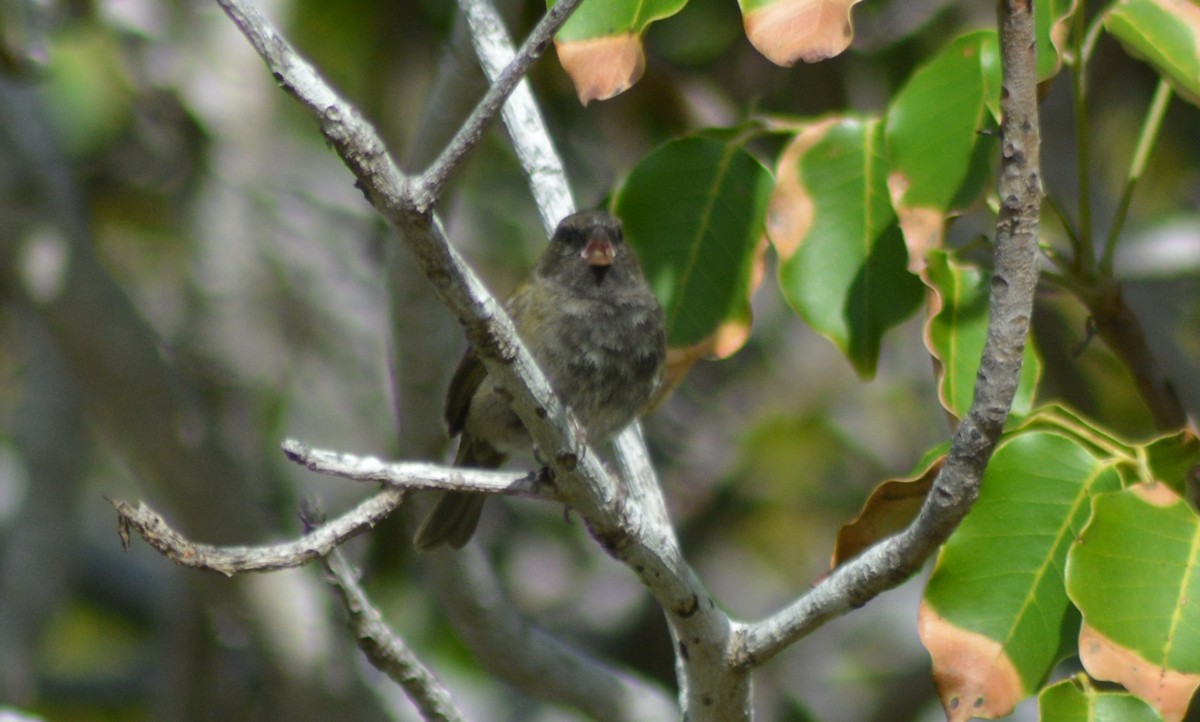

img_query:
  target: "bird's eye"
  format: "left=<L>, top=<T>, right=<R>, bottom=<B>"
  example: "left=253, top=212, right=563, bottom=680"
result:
left=560, top=229, right=586, bottom=249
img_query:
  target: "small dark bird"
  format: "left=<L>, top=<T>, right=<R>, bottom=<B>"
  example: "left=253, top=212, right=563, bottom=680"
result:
left=414, top=210, right=666, bottom=550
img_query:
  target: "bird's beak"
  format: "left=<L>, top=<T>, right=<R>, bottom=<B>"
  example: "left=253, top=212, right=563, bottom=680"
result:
left=583, top=237, right=615, bottom=267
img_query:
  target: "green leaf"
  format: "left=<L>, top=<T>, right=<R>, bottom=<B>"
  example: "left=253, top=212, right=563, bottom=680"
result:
left=1143, top=428, right=1200, bottom=497
left=1016, top=404, right=1136, bottom=461
left=1104, top=0, right=1200, bottom=107
left=924, top=250, right=1041, bottom=420
left=885, top=31, right=1000, bottom=263
left=921, top=431, right=1124, bottom=718
left=769, top=116, right=924, bottom=379
left=1038, top=675, right=1165, bottom=722
left=1066, top=483, right=1200, bottom=720
left=1035, top=0, right=1081, bottom=81
left=37, top=26, right=135, bottom=154
left=1012, top=405, right=1200, bottom=495
left=614, top=134, right=773, bottom=358
left=553, top=0, right=687, bottom=42
left=550, top=0, right=688, bottom=103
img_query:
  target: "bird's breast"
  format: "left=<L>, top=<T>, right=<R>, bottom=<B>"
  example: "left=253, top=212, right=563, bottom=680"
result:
left=532, top=295, right=665, bottom=443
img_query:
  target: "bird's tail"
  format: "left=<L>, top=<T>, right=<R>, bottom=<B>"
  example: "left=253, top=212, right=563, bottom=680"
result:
left=412, top=437, right=504, bottom=550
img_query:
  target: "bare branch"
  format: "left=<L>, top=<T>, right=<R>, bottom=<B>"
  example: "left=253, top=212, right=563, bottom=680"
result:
left=207, top=1, right=733, bottom=717
left=111, top=490, right=405, bottom=576
left=733, top=0, right=1043, bottom=668
left=414, top=0, right=586, bottom=211
left=454, top=0, right=684, bottom=599
left=323, top=551, right=467, bottom=722
left=454, top=0, right=672, bottom=555
left=456, top=0, right=576, bottom=231
left=208, top=0, right=592, bottom=508
left=214, top=0, right=412, bottom=215
left=393, top=8, right=683, bottom=717
left=612, top=422, right=674, bottom=533
left=281, top=439, right=554, bottom=500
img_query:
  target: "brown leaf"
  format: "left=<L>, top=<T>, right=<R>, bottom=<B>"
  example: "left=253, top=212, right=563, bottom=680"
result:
left=1079, top=622, right=1200, bottom=722
left=919, top=601, right=1026, bottom=722
left=831, top=458, right=942, bottom=567
left=649, top=248, right=766, bottom=412
left=1048, top=0, right=1082, bottom=75
left=554, top=34, right=645, bottom=105
left=767, top=117, right=840, bottom=259
left=743, top=0, right=863, bottom=67
left=1132, top=479, right=1180, bottom=507
left=887, top=171, right=946, bottom=275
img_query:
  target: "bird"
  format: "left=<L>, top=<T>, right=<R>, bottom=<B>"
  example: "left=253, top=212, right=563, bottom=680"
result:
left=413, top=210, right=666, bottom=550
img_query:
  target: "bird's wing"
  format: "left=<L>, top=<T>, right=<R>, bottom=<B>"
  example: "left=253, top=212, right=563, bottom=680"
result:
left=444, top=349, right=487, bottom=437
left=444, top=282, right=542, bottom=436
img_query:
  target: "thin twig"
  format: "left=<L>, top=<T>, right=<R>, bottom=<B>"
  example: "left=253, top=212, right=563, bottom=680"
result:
left=413, top=0, right=586, bottom=211
left=323, top=550, right=467, bottom=722
left=456, top=0, right=576, bottom=231
left=1044, top=194, right=1082, bottom=255
left=281, top=439, right=554, bottom=499
left=1079, top=12, right=1107, bottom=69
left=111, top=490, right=406, bottom=576
left=1099, top=78, right=1172, bottom=276
left=1070, top=2, right=1094, bottom=275
left=214, top=0, right=412, bottom=215
left=1048, top=49, right=1182, bottom=427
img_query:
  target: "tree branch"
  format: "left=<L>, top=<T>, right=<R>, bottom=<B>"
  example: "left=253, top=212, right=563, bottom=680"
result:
left=281, top=439, right=554, bottom=500
left=323, top=550, right=467, bottom=722
left=413, top=0, right=585, bottom=213
left=4, top=64, right=389, bottom=722
left=733, top=0, right=1043, bottom=668
left=211, top=2, right=738, bottom=716
left=456, top=0, right=576, bottom=231
left=111, top=447, right=678, bottom=721
left=115, top=493, right=471, bottom=720
left=209, top=0, right=593, bottom=508
left=455, top=0, right=675, bottom=575
left=397, top=6, right=684, bottom=718
left=111, top=490, right=406, bottom=576
left=213, top=0, right=412, bottom=216
left=386, top=10, right=677, bottom=718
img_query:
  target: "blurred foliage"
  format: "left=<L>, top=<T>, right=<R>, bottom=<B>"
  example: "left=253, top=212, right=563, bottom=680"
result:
left=0, top=0, right=1198, bottom=721
left=36, top=23, right=133, bottom=154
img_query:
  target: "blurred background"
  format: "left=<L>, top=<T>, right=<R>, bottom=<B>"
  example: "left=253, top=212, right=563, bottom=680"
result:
left=1, top=0, right=1198, bottom=720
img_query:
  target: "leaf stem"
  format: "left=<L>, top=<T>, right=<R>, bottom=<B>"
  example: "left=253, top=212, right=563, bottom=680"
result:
left=1035, top=407, right=1136, bottom=460
left=1044, top=194, right=1082, bottom=253
left=1070, top=3, right=1095, bottom=275
left=1079, top=12, right=1106, bottom=69
left=1099, top=78, right=1172, bottom=277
